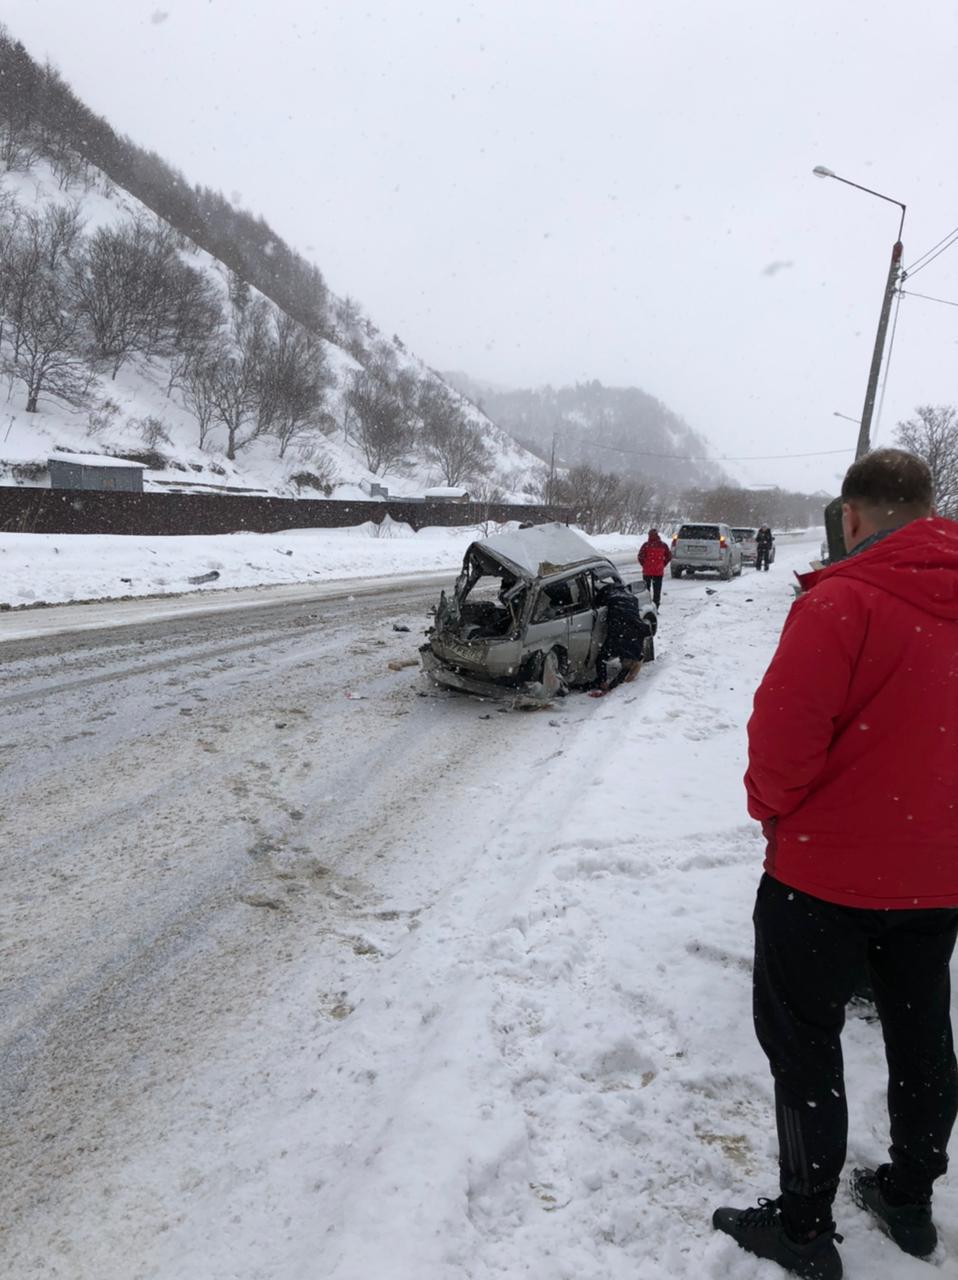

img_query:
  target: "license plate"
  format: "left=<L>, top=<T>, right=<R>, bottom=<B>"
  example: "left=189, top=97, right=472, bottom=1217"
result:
left=442, top=639, right=479, bottom=662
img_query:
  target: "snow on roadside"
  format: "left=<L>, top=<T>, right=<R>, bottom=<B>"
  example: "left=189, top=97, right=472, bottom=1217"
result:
left=288, top=541, right=957, bottom=1280
left=0, top=522, right=640, bottom=608
left=43, top=534, right=948, bottom=1280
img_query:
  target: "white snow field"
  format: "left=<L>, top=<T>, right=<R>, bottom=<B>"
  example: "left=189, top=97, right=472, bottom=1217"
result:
left=3, top=531, right=955, bottom=1280
left=0, top=521, right=638, bottom=615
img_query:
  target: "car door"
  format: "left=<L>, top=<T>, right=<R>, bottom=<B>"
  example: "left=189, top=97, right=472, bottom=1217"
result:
left=564, top=572, right=596, bottom=676
left=525, top=580, right=572, bottom=664
left=723, top=526, right=741, bottom=572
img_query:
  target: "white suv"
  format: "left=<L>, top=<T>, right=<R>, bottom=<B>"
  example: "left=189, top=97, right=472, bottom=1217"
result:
left=670, top=523, right=743, bottom=580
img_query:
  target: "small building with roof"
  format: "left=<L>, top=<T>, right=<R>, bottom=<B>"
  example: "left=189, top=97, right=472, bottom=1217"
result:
left=48, top=452, right=145, bottom=493
left=423, top=486, right=471, bottom=503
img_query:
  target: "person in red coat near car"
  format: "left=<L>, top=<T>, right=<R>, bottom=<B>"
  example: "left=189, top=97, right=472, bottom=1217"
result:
left=637, top=528, right=670, bottom=606
left=713, top=449, right=958, bottom=1279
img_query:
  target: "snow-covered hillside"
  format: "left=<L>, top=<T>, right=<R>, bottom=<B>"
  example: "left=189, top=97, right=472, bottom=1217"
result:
left=0, top=159, right=542, bottom=504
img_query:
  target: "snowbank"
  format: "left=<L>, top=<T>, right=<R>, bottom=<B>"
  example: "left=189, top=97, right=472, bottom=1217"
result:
left=0, top=522, right=641, bottom=608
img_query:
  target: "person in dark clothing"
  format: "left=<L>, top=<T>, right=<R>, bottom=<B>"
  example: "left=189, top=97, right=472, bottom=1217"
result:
left=593, top=582, right=652, bottom=690
left=637, top=528, right=671, bottom=605
left=713, top=450, right=958, bottom=1279
left=755, top=524, right=774, bottom=570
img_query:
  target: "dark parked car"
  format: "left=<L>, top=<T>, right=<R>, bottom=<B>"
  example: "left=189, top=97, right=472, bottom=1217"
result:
left=420, top=523, right=657, bottom=704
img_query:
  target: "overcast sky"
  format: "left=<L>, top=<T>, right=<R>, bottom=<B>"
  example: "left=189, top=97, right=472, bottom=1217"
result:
left=7, top=0, right=957, bottom=490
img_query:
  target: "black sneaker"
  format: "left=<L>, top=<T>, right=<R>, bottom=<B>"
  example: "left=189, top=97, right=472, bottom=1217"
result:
left=713, top=1196, right=843, bottom=1279
left=850, top=1167, right=937, bottom=1258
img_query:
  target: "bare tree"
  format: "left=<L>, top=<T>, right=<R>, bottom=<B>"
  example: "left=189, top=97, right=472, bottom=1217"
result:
left=618, top=479, right=658, bottom=534
left=1, top=202, right=92, bottom=412
left=207, top=300, right=272, bottom=460
left=256, top=312, right=334, bottom=458
left=164, top=262, right=222, bottom=357
left=332, top=294, right=363, bottom=343
left=419, top=380, right=492, bottom=485
left=74, top=213, right=220, bottom=378
left=4, top=269, right=91, bottom=411
left=470, top=477, right=506, bottom=536
left=1, top=202, right=85, bottom=363
left=552, top=463, right=626, bottom=533
left=343, top=346, right=416, bottom=474
left=895, top=406, right=958, bottom=518
left=0, top=119, right=41, bottom=173
left=178, top=349, right=223, bottom=449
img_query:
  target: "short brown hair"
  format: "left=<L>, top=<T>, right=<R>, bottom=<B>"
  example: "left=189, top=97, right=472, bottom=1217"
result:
left=841, top=448, right=933, bottom=525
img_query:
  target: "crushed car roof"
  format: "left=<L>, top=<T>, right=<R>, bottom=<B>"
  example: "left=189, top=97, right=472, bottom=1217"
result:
left=471, top=522, right=605, bottom=580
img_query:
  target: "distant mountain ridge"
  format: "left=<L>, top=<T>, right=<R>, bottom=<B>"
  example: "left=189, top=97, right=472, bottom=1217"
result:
left=444, top=373, right=727, bottom=490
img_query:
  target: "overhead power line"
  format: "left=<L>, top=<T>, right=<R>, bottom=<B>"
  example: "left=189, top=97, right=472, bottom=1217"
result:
left=900, top=288, right=958, bottom=309
left=584, top=441, right=854, bottom=462
left=874, top=283, right=905, bottom=441
left=905, top=225, right=958, bottom=278
left=906, top=223, right=958, bottom=272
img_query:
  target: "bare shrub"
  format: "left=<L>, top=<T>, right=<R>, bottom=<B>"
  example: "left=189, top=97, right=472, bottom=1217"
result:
left=131, top=415, right=172, bottom=448
left=86, top=398, right=122, bottom=440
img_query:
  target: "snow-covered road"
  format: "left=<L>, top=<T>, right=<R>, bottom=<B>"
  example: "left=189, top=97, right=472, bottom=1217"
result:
left=2, top=534, right=955, bottom=1280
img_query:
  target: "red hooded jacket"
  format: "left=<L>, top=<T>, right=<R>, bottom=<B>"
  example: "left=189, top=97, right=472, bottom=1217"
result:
left=638, top=531, right=671, bottom=577
left=745, top=516, right=958, bottom=909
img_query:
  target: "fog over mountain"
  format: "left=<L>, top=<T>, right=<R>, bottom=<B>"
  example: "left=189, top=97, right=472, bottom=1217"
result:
left=445, top=373, right=728, bottom=490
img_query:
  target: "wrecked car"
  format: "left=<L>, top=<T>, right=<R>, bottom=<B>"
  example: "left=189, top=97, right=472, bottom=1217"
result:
left=420, top=522, right=657, bottom=704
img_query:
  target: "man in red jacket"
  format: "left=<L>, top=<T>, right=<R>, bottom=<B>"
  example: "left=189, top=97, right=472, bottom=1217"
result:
left=713, top=449, right=958, bottom=1279
left=637, top=528, right=671, bottom=606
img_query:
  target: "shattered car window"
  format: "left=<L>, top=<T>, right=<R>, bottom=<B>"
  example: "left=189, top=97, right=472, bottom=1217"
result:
left=455, top=561, right=526, bottom=638
left=531, top=574, right=590, bottom=622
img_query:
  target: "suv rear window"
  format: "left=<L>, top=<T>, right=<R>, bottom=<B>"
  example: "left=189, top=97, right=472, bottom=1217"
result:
left=677, top=524, right=720, bottom=540
left=732, top=528, right=755, bottom=540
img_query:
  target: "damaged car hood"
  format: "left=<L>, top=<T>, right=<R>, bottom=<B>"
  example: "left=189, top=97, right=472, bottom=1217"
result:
left=470, top=522, right=602, bottom=580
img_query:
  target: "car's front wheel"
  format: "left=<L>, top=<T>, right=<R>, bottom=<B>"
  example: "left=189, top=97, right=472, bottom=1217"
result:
left=540, top=648, right=568, bottom=697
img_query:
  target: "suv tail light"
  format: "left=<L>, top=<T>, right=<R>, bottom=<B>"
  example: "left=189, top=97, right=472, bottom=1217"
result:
left=719, top=536, right=726, bottom=548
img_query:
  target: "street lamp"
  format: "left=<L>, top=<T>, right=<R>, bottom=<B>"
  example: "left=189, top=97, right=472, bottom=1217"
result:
left=814, top=166, right=906, bottom=560
left=832, top=411, right=860, bottom=426
left=813, top=165, right=906, bottom=457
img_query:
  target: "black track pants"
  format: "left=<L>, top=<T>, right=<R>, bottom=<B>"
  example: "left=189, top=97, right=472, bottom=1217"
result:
left=752, top=873, right=958, bottom=1208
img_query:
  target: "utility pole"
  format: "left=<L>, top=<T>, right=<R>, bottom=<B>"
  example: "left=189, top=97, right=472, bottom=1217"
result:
left=856, top=240, right=904, bottom=458
left=813, top=167, right=906, bottom=562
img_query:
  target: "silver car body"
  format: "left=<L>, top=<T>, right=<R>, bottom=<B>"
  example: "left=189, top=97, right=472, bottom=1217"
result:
left=731, top=526, right=758, bottom=564
left=670, top=522, right=742, bottom=579
left=420, top=523, right=657, bottom=703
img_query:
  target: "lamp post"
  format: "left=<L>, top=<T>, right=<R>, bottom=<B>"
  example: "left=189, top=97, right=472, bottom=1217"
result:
left=814, top=166, right=906, bottom=560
